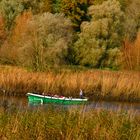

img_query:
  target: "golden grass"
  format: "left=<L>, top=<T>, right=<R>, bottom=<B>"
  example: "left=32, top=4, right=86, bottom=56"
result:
left=0, top=65, right=140, bottom=102
left=0, top=106, right=139, bottom=140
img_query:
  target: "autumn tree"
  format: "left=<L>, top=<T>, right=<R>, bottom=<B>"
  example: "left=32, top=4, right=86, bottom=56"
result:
left=0, top=15, right=6, bottom=46
left=123, top=0, right=140, bottom=41
left=71, top=0, right=124, bottom=69
left=0, top=0, right=24, bottom=30
left=12, top=13, right=74, bottom=71
left=122, top=33, right=140, bottom=70
left=52, top=0, right=61, bottom=13
left=21, top=0, right=53, bottom=14
left=120, top=0, right=140, bottom=70
left=92, top=0, right=106, bottom=5
left=89, top=0, right=131, bottom=10
left=11, top=11, right=33, bottom=46
left=0, top=11, right=32, bottom=65
left=60, top=0, right=90, bottom=31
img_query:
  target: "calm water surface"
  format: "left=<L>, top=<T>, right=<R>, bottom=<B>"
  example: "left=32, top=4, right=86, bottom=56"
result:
left=0, top=94, right=140, bottom=113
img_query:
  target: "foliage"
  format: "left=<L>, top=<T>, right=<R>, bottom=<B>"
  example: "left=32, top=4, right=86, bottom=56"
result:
left=0, top=11, right=32, bottom=65
left=122, top=33, right=140, bottom=70
left=8, top=13, right=74, bottom=71
left=0, top=15, right=6, bottom=46
left=71, top=0, right=124, bottom=69
left=118, top=0, right=130, bottom=11
left=21, top=0, right=53, bottom=14
left=11, top=11, right=33, bottom=46
left=93, top=0, right=107, bottom=5
left=60, top=0, right=90, bottom=31
left=123, top=0, right=140, bottom=41
left=0, top=0, right=24, bottom=30
left=0, top=0, right=140, bottom=71
left=0, top=0, right=52, bottom=30
left=91, top=0, right=131, bottom=9
left=52, top=0, right=61, bottom=13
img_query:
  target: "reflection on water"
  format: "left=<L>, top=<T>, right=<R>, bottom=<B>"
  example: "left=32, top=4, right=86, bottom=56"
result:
left=87, top=101, right=140, bottom=112
left=0, top=95, right=140, bottom=113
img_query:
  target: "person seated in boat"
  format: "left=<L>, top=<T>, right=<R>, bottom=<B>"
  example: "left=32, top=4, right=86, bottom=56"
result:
left=54, top=94, right=59, bottom=98
left=69, top=96, right=72, bottom=99
left=79, top=89, right=84, bottom=99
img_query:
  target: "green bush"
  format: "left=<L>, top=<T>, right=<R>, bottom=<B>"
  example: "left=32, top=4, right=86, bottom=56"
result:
left=72, top=0, right=124, bottom=69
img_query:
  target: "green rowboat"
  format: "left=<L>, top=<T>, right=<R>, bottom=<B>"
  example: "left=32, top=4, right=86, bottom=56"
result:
left=27, top=93, right=88, bottom=105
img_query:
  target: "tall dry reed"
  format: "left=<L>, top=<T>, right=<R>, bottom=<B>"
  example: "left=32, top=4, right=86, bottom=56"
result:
left=0, top=65, right=140, bottom=102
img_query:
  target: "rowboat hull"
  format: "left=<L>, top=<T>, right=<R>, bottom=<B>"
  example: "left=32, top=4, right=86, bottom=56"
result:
left=27, top=93, right=88, bottom=105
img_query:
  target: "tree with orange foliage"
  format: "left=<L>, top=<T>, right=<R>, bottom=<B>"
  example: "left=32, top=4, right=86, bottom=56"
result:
left=11, top=11, right=33, bottom=46
left=7, top=12, right=74, bottom=71
left=0, top=11, right=33, bottom=65
left=122, top=33, right=140, bottom=70
left=0, top=15, right=6, bottom=46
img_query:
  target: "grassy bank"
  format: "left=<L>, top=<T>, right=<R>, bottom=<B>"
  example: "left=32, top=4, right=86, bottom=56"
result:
left=0, top=65, right=140, bottom=102
left=0, top=106, right=139, bottom=140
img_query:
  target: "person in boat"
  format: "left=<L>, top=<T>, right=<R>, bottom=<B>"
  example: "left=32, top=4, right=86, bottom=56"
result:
left=54, top=94, right=59, bottom=98
left=79, top=89, right=84, bottom=99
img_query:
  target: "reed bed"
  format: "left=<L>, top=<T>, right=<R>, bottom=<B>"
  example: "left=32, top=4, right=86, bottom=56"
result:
left=0, top=65, right=140, bottom=102
left=0, top=105, right=139, bottom=140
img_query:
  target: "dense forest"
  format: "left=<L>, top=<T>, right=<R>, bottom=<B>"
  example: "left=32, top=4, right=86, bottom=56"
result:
left=0, top=0, right=140, bottom=71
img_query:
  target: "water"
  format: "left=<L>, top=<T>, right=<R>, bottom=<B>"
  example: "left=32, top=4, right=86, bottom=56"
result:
left=0, top=95, right=140, bottom=113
